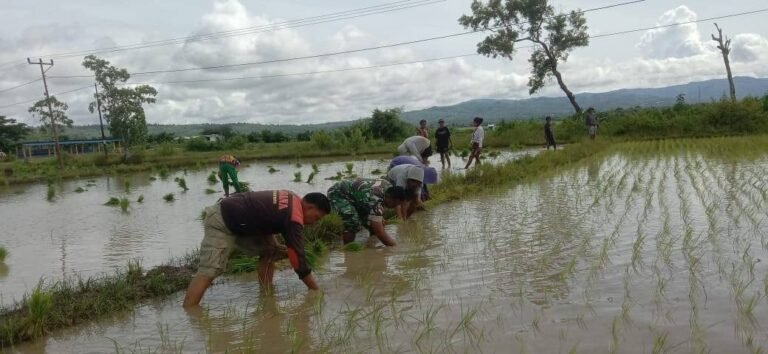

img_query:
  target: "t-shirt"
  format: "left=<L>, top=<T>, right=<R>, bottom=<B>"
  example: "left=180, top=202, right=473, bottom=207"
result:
left=219, top=154, right=239, bottom=167
left=471, top=126, right=484, bottom=148
left=330, top=178, right=391, bottom=223
left=399, top=136, right=432, bottom=163
left=219, top=190, right=311, bottom=279
left=544, top=121, right=553, bottom=134
left=435, top=127, right=451, bottom=148
left=387, top=164, right=424, bottom=200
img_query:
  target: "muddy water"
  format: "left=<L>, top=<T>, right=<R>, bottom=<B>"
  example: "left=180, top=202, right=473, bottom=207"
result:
left=0, top=149, right=533, bottom=304
left=6, top=147, right=768, bottom=353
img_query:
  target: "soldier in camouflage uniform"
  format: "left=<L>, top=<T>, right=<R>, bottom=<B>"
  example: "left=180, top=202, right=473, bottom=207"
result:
left=327, top=178, right=407, bottom=247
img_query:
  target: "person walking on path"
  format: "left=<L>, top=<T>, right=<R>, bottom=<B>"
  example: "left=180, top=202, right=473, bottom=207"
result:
left=434, top=119, right=453, bottom=169
left=585, top=107, right=598, bottom=140
left=416, top=120, right=429, bottom=139
left=218, top=155, right=242, bottom=197
left=397, top=136, right=433, bottom=164
left=464, top=117, right=484, bottom=169
left=327, top=178, right=406, bottom=247
left=544, top=116, right=557, bottom=150
left=183, top=190, right=331, bottom=307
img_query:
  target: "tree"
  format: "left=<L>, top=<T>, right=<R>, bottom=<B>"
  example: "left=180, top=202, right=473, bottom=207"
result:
left=28, top=96, right=73, bottom=143
left=459, top=0, right=589, bottom=113
left=368, top=108, right=408, bottom=141
left=148, top=132, right=176, bottom=144
left=200, top=126, right=235, bottom=139
left=711, top=23, right=736, bottom=101
left=82, top=55, right=157, bottom=152
left=0, top=116, right=31, bottom=152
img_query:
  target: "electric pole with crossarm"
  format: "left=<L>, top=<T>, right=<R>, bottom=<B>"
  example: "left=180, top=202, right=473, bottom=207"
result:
left=27, top=57, right=63, bottom=167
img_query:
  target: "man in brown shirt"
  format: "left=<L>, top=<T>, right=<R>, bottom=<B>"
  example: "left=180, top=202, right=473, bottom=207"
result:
left=183, top=190, right=331, bottom=307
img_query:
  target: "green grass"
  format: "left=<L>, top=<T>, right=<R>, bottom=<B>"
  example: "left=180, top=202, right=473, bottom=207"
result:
left=343, top=242, right=364, bottom=252
left=74, top=186, right=85, bottom=193
left=124, top=181, right=131, bottom=193
left=0, top=246, right=7, bottom=262
left=163, top=193, right=175, bottom=202
left=104, top=197, right=120, bottom=206
left=119, top=197, right=130, bottom=213
left=46, top=184, right=55, bottom=201
left=207, top=171, right=217, bottom=185
left=268, top=166, right=279, bottom=173
left=137, top=194, right=144, bottom=203
left=293, top=171, right=302, bottom=182
left=306, top=171, right=317, bottom=184
left=177, top=177, right=188, bottom=191
left=205, top=188, right=216, bottom=194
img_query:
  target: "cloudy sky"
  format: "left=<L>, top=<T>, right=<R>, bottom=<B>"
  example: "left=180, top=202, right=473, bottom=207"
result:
left=0, top=0, right=766, bottom=126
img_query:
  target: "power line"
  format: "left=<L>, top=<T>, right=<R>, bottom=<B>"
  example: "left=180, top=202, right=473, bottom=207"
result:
left=0, top=85, right=91, bottom=109
left=0, top=78, right=42, bottom=94
left=7, top=0, right=444, bottom=64
left=49, top=3, right=768, bottom=81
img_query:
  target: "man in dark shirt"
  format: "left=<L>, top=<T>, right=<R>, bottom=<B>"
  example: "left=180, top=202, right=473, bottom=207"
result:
left=183, top=190, right=331, bottom=307
left=544, top=116, right=557, bottom=150
left=434, top=118, right=453, bottom=169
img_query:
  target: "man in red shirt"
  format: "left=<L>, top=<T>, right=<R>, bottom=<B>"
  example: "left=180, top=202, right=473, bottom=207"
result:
left=183, top=190, right=331, bottom=307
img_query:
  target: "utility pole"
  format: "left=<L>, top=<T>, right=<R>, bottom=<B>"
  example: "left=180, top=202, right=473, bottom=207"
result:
left=94, top=83, right=108, bottom=157
left=27, top=57, right=63, bottom=167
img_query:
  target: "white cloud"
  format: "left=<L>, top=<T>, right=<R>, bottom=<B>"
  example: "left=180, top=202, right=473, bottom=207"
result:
left=637, top=6, right=706, bottom=59
left=731, top=33, right=768, bottom=62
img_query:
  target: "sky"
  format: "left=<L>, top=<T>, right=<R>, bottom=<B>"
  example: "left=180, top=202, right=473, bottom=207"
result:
left=0, top=0, right=766, bottom=126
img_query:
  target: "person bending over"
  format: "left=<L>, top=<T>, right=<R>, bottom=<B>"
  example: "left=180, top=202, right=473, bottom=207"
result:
left=386, top=164, right=425, bottom=219
left=218, top=154, right=243, bottom=197
left=397, top=136, right=433, bottom=165
left=327, top=178, right=406, bottom=247
left=183, top=190, right=331, bottom=307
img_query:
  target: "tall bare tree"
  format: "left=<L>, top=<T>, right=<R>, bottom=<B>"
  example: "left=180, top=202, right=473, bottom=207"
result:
left=711, top=23, right=736, bottom=101
left=459, top=0, right=589, bottom=113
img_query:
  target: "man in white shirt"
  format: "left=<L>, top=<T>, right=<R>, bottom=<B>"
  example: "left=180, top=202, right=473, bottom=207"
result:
left=397, top=136, right=433, bottom=164
left=465, top=117, right=484, bottom=169
left=386, top=164, right=424, bottom=219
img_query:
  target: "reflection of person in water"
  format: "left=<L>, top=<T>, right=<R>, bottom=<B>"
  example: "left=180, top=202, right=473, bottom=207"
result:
left=185, top=289, right=317, bottom=353
left=587, top=159, right=600, bottom=184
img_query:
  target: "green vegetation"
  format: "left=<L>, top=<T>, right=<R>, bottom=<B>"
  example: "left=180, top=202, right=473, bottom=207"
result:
left=119, top=197, right=130, bottom=213
left=205, top=188, right=216, bottom=194
left=268, top=166, right=279, bottom=173
left=293, top=171, right=302, bottom=182
left=371, top=168, right=383, bottom=176
left=163, top=193, right=175, bottom=202
left=343, top=242, right=364, bottom=252
left=306, top=171, right=317, bottom=184
left=74, top=186, right=85, bottom=193
left=207, top=171, right=217, bottom=185
left=46, top=184, right=55, bottom=201
left=0, top=246, right=7, bottom=262
left=137, top=194, right=144, bottom=203
left=123, top=180, right=131, bottom=193
left=177, top=177, right=188, bottom=191
left=104, top=197, right=120, bottom=206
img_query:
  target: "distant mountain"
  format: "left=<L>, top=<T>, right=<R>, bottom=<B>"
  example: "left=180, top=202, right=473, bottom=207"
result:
left=50, top=77, right=768, bottom=140
left=401, top=76, right=768, bottom=125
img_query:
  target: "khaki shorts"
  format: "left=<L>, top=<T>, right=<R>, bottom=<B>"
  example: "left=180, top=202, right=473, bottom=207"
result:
left=197, top=204, right=287, bottom=278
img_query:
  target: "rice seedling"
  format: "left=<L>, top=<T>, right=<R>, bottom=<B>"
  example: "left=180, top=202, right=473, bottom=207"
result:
left=371, top=168, right=383, bottom=175
left=239, top=181, right=251, bottom=192
left=293, top=171, right=302, bottom=182
left=124, top=180, right=131, bottom=193
left=148, top=176, right=157, bottom=181
left=205, top=188, right=216, bottom=194
left=27, top=285, right=53, bottom=337
left=306, top=171, right=317, bottom=184
left=312, top=163, right=319, bottom=172
left=268, top=166, right=279, bottom=173
left=295, top=162, right=302, bottom=168
left=46, top=184, right=55, bottom=201
left=207, top=171, right=217, bottom=185
left=74, top=186, right=85, bottom=193
left=343, top=242, right=364, bottom=252
left=158, top=166, right=170, bottom=179
left=163, top=193, right=175, bottom=202
left=119, top=197, right=130, bottom=212
left=177, top=177, right=188, bottom=191
left=137, top=194, right=144, bottom=203
left=104, top=197, right=120, bottom=206
left=0, top=246, right=7, bottom=262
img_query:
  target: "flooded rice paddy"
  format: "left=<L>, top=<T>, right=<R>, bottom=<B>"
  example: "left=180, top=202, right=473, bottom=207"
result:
left=3, top=145, right=768, bottom=353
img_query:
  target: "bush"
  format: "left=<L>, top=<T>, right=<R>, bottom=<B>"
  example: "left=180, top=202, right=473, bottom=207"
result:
left=185, top=138, right=219, bottom=152
left=123, top=149, right=145, bottom=165
left=0, top=246, right=7, bottom=262
left=225, top=135, right=247, bottom=150
left=156, top=143, right=178, bottom=156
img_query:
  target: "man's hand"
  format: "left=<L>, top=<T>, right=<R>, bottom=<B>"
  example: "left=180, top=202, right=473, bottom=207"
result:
left=370, top=221, right=396, bottom=246
left=302, top=274, right=320, bottom=290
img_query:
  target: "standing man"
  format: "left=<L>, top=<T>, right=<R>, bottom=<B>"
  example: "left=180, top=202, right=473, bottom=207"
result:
left=327, top=178, right=406, bottom=246
left=434, top=119, right=453, bottom=169
left=397, top=136, right=433, bottom=165
left=416, top=120, right=429, bottom=138
left=585, top=107, right=598, bottom=140
left=218, top=154, right=242, bottom=197
left=544, top=116, right=557, bottom=150
left=183, top=190, right=331, bottom=307
left=387, top=164, right=425, bottom=219
left=464, top=117, right=484, bottom=169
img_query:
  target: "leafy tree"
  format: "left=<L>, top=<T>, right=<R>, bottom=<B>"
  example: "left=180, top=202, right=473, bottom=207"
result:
left=260, top=129, right=290, bottom=143
left=368, top=108, right=408, bottom=141
left=28, top=96, right=73, bottom=133
left=82, top=55, right=157, bottom=151
left=674, top=93, right=687, bottom=111
left=246, top=131, right=262, bottom=143
left=459, top=0, right=589, bottom=113
left=148, top=132, right=176, bottom=144
left=296, top=130, right=312, bottom=142
left=0, top=116, right=31, bottom=152
left=200, top=126, right=235, bottom=139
